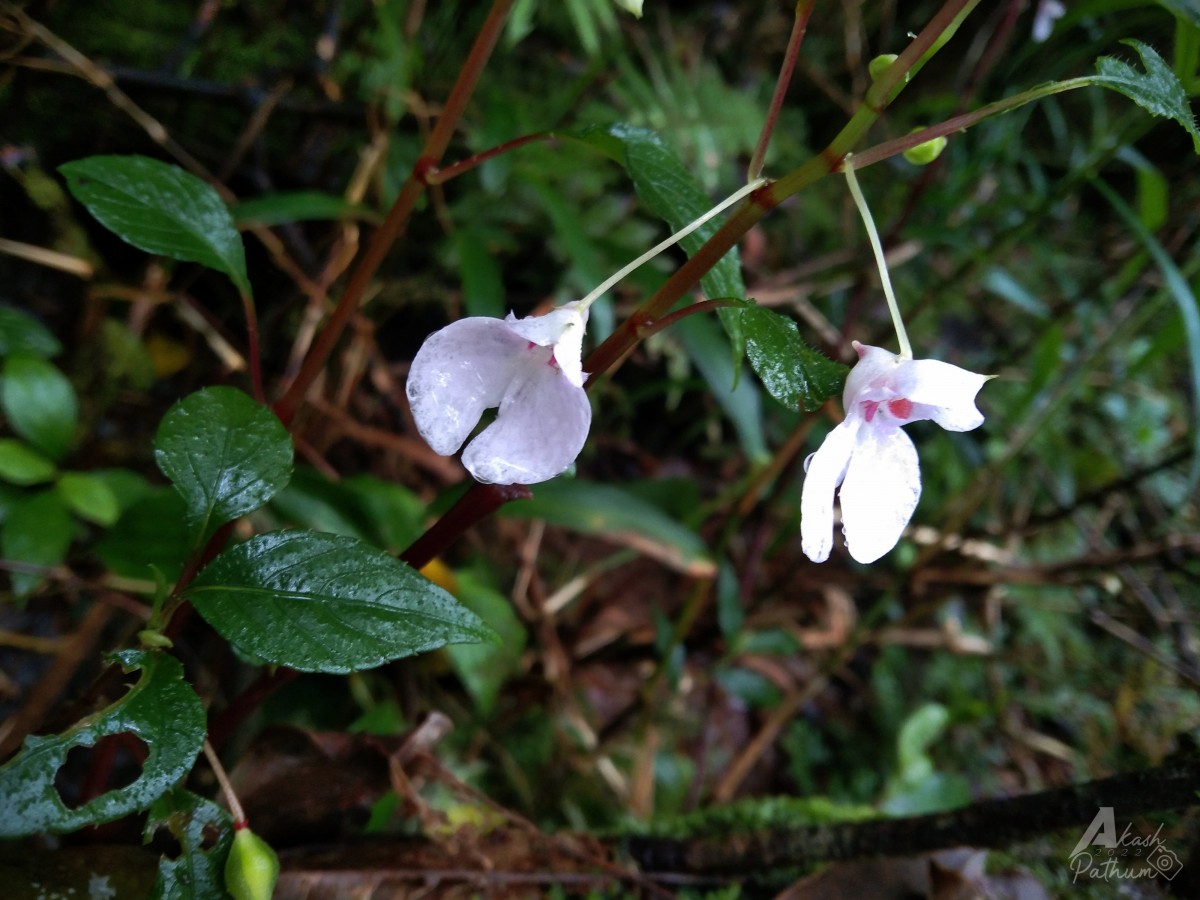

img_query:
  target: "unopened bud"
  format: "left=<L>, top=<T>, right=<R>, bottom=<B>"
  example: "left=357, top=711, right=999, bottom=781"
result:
left=902, top=130, right=948, bottom=165
left=225, top=827, right=279, bottom=900
left=868, top=54, right=900, bottom=82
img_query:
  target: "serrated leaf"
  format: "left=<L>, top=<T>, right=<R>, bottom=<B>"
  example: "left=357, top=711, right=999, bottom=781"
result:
left=0, top=650, right=205, bottom=837
left=0, top=305, right=61, bottom=358
left=1093, top=40, right=1200, bottom=153
left=1, top=490, right=72, bottom=598
left=59, top=155, right=252, bottom=296
left=154, top=387, right=293, bottom=545
left=57, top=472, right=120, bottom=526
left=146, top=789, right=234, bottom=900
left=184, top=531, right=496, bottom=674
left=501, top=479, right=716, bottom=576
left=731, top=306, right=848, bottom=412
left=1, top=354, right=78, bottom=460
left=572, top=123, right=746, bottom=304
left=0, top=438, right=58, bottom=486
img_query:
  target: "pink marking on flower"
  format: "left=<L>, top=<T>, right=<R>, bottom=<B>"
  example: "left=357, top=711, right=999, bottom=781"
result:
left=888, top=398, right=913, bottom=420
left=862, top=401, right=880, bottom=422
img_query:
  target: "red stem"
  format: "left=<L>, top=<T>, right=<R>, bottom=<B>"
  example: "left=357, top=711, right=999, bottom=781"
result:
left=399, top=483, right=532, bottom=569
left=748, top=0, right=817, bottom=181
left=241, top=293, right=264, bottom=403
left=274, top=0, right=516, bottom=424
left=425, top=132, right=556, bottom=185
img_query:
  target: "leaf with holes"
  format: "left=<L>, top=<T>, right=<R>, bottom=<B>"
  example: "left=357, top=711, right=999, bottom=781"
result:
left=184, top=531, right=496, bottom=674
left=731, top=305, right=848, bottom=412
left=154, top=387, right=293, bottom=546
left=59, top=155, right=252, bottom=296
left=146, top=789, right=234, bottom=900
left=0, top=651, right=205, bottom=837
left=1093, top=40, right=1200, bottom=153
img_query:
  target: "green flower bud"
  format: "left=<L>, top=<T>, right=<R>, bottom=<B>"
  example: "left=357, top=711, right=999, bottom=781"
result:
left=137, top=630, right=174, bottom=649
left=902, top=131, right=948, bottom=165
left=868, top=54, right=900, bottom=82
left=225, top=827, right=279, bottom=900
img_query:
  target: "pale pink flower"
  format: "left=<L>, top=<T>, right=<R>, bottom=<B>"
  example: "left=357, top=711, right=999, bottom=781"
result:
left=407, top=302, right=590, bottom=485
left=801, top=342, right=989, bottom=564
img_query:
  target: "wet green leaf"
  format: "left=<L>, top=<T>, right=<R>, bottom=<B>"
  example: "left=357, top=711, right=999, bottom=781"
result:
left=731, top=306, right=848, bottom=412
left=184, top=531, right=496, bottom=674
left=1, top=354, right=78, bottom=460
left=154, top=387, right=293, bottom=545
left=94, top=488, right=192, bottom=584
left=146, top=789, right=234, bottom=900
left=0, top=651, right=205, bottom=837
left=60, top=155, right=252, bottom=295
left=446, top=570, right=527, bottom=715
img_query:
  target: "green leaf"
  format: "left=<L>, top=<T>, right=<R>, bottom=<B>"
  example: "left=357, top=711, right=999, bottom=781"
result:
left=184, top=531, right=496, bottom=674
left=94, top=488, right=192, bottom=584
left=445, top=570, right=527, bottom=716
left=59, top=155, right=252, bottom=296
left=1, top=490, right=72, bottom=598
left=1, top=354, right=79, bottom=460
left=146, top=789, right=234, bottom=900
left=452, top=228, right=506, bottom=319
left=731, top=306, right=848, bottom=412
left=0, top=650, right=205, bottom=837
left=573, top=123, right=746, bottom=303
left=675, top=314, right=769, bottom=464
left=1093, top=40, right=1200, bottom=154
left=229, top=191, right=380, bottom=227
left=0, top=306, right=61, bottom=358
left=56, top=472, right=121, bottom=526
left=0, top=438, right=58, bottom=486
left=501, top=479, right=716, bottom=576
left=154, top=387, right=293, bottom=545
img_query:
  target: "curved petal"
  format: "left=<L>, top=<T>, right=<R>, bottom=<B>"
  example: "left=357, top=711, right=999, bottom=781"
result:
left=505, top=303, right=589, bottom=388
left=843, top=342, right=903, bottom=408
left=800, top=419, right=861, bottom=562
left=462, top=362, right=592, bottom=484
left=838, top=425, right=921, bottom=564
left=406, top=318, right=526, bottom=455
left=893, top=358, right=989, bottom=431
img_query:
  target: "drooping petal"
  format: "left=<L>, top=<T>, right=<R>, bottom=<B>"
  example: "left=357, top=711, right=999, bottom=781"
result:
left=505, top=302, right=589, bottom=388
left=462, top=359, right=592, bottom=484
left=893, top=358, right=989, bottom=431
left=406, top=318, right=526, bottom=455
left=800, top=418, right=861, bottom=562
left=837, top=425, right=921, bottom=564
left=843, top=342, right=904, bottom=408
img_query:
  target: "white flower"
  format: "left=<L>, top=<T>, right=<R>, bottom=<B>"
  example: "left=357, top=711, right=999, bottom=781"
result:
left=406, top=302, right=591, bottom=485
left=801, top=341, right=989, bottom=564
left=1032, top=0, right=1065, bottom=43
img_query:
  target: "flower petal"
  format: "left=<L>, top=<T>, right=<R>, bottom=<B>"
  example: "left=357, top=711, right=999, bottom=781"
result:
left=505, top=302, right=589, bottom=388
left=462, top=361, right=592, bottom=484
left=838, top=425, right=921, bottom=564
left=893, top=358, right=989, bottom=431
left=406, top=318, right=525, bottom=455
left=800, top=419, right=860, bottom=562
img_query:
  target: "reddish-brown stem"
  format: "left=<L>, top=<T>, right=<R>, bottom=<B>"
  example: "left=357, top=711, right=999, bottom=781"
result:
left=240, top=293, right=264, bottom=403
left=400, top=483, right=532, bottom=569
left=424, top=132, right=556, bottom=185
left=747, top=0, right=817, bottom=181
left=274, top=0, right=515, bottom=424
left=207, top=667, right=298, bottom=750
left=637, top=298, right=743, bottom=342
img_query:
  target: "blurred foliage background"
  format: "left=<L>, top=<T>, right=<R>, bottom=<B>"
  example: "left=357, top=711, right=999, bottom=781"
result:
left=2, top=0, right=1199, bottom=894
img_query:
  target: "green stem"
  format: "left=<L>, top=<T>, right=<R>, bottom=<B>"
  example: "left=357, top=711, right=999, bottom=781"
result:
left=275, top=0, right=515, bottom=423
